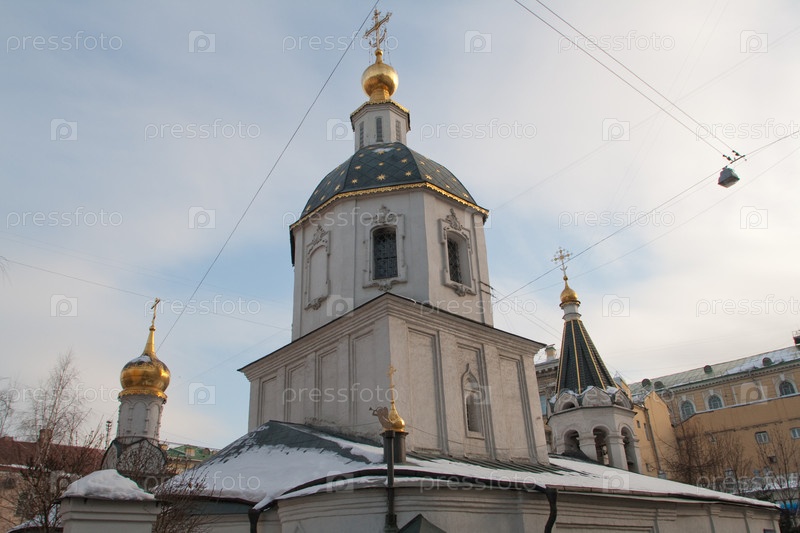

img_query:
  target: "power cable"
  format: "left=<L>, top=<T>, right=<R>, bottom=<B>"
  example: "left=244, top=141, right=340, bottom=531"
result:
left=513, top=0, right=738, bottom=159
left=157, top=1, right=381, bottom=349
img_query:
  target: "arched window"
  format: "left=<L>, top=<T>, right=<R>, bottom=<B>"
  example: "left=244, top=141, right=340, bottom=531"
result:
left=372, top=227, right=397, bottom=279
left=779, top=381, right=796, bottom=396
left=447, top=236, right=463, bottom=284
left=563, top=430, right=579, bottom=453
left=622, top=427, right=639, bottom=473
left=376, top=116, right=383, bottom=143
left=680, top=400, right=695, bottom=420
left=395, top=119, right=401, bottom=140
left=707, top=394, right=723, bottom=410
left=593, top=427, right=610, bottom=466
left=463, top=373, right=484, bottom=435
left=359, top=122, right=364, bottom=149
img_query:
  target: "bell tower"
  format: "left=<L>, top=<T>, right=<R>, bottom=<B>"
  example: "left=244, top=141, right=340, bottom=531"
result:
left=547, top=249, right=642, bottom=473
left=101, top=300, right=170, bottom=480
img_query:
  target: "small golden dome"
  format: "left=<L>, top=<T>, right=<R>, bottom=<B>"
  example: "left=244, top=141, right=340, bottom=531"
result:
left=388, top=401, right=405, bottom=432
left=361, top=49, right=398, bottom=102
left=119, top=325, right=170, bottom=399
left=560, top=276, right=580, bottom=306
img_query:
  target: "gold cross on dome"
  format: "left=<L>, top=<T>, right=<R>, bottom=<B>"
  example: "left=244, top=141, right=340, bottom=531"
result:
left=364, top=9, right=392, bottom=52
left=150, top=297, right=161, bottom=327
left=387, top=364, right=399, bottom=403
left=552, top=247, right=572, bottom=276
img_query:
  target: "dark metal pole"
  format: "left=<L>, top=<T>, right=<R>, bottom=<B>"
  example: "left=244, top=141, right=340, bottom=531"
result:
left=384, top=430, right=398, bottom=533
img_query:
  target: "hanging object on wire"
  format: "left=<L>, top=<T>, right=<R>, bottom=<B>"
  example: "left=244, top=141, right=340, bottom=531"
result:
left=718, top=167, right=739, bottom=188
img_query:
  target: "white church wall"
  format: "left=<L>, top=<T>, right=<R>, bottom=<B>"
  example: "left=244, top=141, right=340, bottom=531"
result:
left=290, top=190, right=492, bottom=340
left=243, top=295, right=549, bottom=462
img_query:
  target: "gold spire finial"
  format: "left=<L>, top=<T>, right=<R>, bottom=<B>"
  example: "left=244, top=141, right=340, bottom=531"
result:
left=143, top=298, right=161, bottom=358
left=553, top=248, right=579, bottom=305
left=386, top=365, right=405, bottom=432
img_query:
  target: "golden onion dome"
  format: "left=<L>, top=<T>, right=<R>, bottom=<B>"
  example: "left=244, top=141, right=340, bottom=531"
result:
left=387, top=401, right=406, bottom=432
left=361, top=49, right=398, bottom=102
left=119, top=324, right=170, bottom=400
left=560, top=276, right=580, bottom=306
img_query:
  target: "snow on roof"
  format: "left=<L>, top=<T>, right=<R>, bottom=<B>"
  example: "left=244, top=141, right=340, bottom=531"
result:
left=166, top=421, right=776, bottom=513
left=161, top=422, right=382, bottom=505
left=630, top=345, right=800, bottom=395
left=61, top=469, right=155, bottom=501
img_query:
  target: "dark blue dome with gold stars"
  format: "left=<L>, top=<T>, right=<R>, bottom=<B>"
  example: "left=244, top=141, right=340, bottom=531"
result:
left=299, top=142, right=485, bottom=221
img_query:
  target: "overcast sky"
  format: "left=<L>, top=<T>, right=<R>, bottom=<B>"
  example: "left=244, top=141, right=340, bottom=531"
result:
left=2, top=1, right=798, bottom=449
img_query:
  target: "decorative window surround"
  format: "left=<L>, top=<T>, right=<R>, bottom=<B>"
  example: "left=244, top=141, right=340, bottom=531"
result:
left=440, top=208, right=476, bottom=296
left=303, top=225, right=331, bottom=310
left=363, top=206, right=407, bottom=291
left=462, top=364, right=486, bottom=439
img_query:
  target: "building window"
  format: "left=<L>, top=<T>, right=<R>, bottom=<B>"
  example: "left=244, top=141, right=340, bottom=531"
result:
left=463, top=372, right=484, bottom=436
left=376, top=117, right=383, bottom=143
left=791, top=427, right=800, bottom=439
left=755, top=431, right=769, bottom=444
left=395, top=119, right=401, bottom=140
left=447, top=237, right=463, bottom=284
left=372, top=227, right=398, bottom=279
left=679, top=400, right=695, bottom=420
left=359, top=122, right=364, bottom=148
left=707, top=394, right=723, bottom=410
left=779, top=380, right=796, bottom=396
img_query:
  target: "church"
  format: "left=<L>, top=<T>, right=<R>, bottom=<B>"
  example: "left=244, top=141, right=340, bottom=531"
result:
left=98, top=11, right=779, bottom=533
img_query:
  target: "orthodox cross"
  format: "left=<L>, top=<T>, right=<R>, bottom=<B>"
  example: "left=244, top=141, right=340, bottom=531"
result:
left=364, top=9, right=392, bottom=52
left=150, top=297, right=161, bottom=327
left=552, top=247, right=572, bottom=277
left=387, top=364, right=397, bottom=401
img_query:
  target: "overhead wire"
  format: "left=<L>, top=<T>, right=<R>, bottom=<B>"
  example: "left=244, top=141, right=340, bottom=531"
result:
left=530, top=0, right=741, bottom=157
left=156, top=1, right=381, bottom=349
left=514, top=0, right=738, bottom=158
left=494, top=127, right=800, bottom=306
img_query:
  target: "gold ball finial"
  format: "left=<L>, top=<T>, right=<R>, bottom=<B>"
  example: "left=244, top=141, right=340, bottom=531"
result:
left=560, top=275, right=580, bottom=306
left=361, top=50, right=398, bottom=101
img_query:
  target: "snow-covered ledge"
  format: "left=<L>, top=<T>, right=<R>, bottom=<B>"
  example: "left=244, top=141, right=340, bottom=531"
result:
left=59, top=470, right=160, bottom=533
